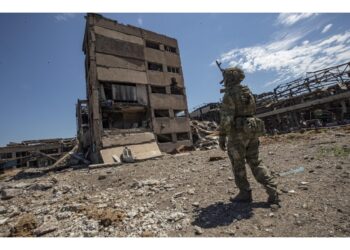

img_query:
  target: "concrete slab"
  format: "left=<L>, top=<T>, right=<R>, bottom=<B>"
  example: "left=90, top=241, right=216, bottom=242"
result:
left=100, top=141, right=162, bottom=163
left=102, top=132, right=156, bottom=148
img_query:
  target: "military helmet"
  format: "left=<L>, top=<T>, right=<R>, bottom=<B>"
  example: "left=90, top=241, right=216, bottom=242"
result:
left=223, top=67, right=245, bottom=84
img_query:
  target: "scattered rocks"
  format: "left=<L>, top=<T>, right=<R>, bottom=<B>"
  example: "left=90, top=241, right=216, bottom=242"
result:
left=187, top=188, right=195, bottom=195
left=194, top=226, right=203, bottom=235
left=0, top=206, right=7, bottom=214
left=1, top=188, right=21, bottom=200
left=298, top=182, right=309, bottom=190
left=270, top=204, right=280, bottom=212
left=10, top=213, right=37, bottom=237
left=336, top=165, right=343, bottom=169
left=224, top=229, right=236, bottom=236
left=173, top=192, right=184, bottom=198
left=208, top=156, right=225, bottom=162
left=98, top=175, right=107, bottom=180
left=0, top=218, right=9, bottom=226
left=168, top=212, right=186, bottom=222
left=60, top=185, right=72, bottom=194
left=192, top=202, right=200, bottom=207
left=61, top=203, right=84, bottom=212
left=56, top=212, right=72, bottom=220
left=29, top=182, right=53, bottom=191
left=141, top=230, right=154, bottom=237
left=33, top=220, right=58, bottom=236
left=0, top=126, right=348, bottom=237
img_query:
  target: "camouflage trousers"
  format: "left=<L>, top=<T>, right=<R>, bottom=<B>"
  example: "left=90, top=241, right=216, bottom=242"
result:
left=227, top=133, right=278, bottom=196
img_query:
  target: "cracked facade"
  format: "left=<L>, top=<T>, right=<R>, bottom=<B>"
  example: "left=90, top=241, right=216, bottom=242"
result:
left=78, top=14, right=192, bottom=163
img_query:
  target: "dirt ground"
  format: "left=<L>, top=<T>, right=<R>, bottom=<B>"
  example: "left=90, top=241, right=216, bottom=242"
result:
left=0, top=126, right=349, bottom=237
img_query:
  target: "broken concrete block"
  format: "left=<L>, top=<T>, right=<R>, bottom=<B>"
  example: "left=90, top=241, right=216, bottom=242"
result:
left=1, top=188, right=21, bottom=200
left=29, top=182, right=53, bottom=191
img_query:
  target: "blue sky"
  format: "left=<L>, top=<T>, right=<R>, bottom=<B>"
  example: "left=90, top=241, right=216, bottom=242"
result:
left=0, top=13, right=349, bottom=145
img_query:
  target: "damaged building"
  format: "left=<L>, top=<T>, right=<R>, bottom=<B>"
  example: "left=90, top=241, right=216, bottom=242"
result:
left=189, top=61, right=350, bottom=134
left=190, top=102, right=221, bottom=123
left=256, top=61, right=350, bottom=133
left=78, top=13, right=192, bottom=163
left=0, top=138, right=76, bottom=169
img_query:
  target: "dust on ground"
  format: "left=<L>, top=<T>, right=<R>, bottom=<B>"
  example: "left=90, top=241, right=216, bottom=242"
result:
left=0, top=127, right=349, bottom=237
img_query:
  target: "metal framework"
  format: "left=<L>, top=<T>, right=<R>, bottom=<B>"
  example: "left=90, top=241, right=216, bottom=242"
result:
left=256, top=61, right=350, bottom=114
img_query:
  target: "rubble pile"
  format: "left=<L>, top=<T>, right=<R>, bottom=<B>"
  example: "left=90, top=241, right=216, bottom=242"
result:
left=191, top=120, right=220, bottom=150
left=0, top=126, right=349, bottom=237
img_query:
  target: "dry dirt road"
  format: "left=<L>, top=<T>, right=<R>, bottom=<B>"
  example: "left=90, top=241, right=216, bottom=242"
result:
left=0, top=127, right=349, bottom=237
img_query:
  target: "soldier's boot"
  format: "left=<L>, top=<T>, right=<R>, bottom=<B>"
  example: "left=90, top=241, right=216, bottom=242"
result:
left=266, top=189, right=281, bottom=206
left=230, top=190, right=252, bottom=203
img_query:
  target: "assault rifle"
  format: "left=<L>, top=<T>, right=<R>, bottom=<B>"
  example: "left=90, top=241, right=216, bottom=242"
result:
left=216, top=60, right=225, bottom=85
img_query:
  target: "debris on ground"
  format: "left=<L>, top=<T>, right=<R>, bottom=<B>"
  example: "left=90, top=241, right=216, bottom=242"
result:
left=191, top=120, right=220, bottom=150
left=0, top=126, right=349, bottom=237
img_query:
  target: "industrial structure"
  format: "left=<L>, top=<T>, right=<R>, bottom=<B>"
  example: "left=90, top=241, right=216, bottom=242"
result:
left=78, top=13, right=192, bottom=163
left=255, top=61, right=350, bottom=133
left=190, top=102, right=221, bottom=123
left=0, top=138, right=76, bottom=169
left=190, top=61, right=350, bottom=134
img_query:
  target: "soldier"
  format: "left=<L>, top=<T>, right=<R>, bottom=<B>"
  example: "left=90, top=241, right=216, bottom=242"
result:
left=218, top=66, right=280, bottom=205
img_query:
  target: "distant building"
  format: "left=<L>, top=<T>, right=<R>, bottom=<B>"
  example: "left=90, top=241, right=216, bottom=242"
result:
left=0, top=138, right=76, bottom=169
left=255, top=61, right=350, bottom=133
left=78, top=14, right=192, bottom=163
left=190, top=102, right=221, bottom=123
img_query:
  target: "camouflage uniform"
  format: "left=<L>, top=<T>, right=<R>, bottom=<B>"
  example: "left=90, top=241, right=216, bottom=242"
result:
left=219, top=67, right=280, bottom=204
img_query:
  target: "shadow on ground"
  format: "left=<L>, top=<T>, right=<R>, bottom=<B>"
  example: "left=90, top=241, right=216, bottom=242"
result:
left=192, top=201, right=270, bottom=229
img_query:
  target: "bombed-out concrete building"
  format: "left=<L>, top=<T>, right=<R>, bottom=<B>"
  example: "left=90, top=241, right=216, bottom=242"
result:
left=189, top=61, right=350, bottom=134
left=78, top=13, right=192, bottom=163
left=256, top=61, right=350, bottom=133
left=0, top=138, right=76, bottom=169
left=190, top=102, right=221, bottom=123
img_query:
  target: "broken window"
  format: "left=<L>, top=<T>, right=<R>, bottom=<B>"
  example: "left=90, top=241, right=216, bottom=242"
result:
left=0, top=153, right=13, bottom=159
left=174, top=110, right=186, bottom=118
left=154, top=109, right=170, bottom=118
left=167, top=66, right=180, bottom=74
left=102, top=112, right=149, bottom=130
left=16, top=151, right=29, bottom=158
left=146, top=40, right=160, bottom=50
left=151, top=86, right=166, bottom=94
left=40, top=148, right=59, bottom=154
left=103, top=84, right=113, bottom=100
left=170, top=79, right=184, bottom=95
left=157, top=134, right=172, bottom=143
left=101, top=82, right=137, bottom=103
left=164, top=45, right=177, bottom=53
left=176, top=132, right=190, bottom=141
left=82, top=114, right=89, bottom=125
left=148, top=62, right=163, bottom=72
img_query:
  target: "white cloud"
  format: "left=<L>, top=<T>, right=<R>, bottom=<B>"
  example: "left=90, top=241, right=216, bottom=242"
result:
left=137, top=17, right=143, bottom=26
left=322, top=23, right=333, bottom=33
left=215, top=31, right=350, bottom=87
left=276, top=13, right=317, bottom=26
left=55, top=13, right=76, bottom=22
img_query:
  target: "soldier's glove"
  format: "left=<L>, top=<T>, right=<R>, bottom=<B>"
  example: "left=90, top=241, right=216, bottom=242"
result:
left=219, top=136, right=226, bottom=151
